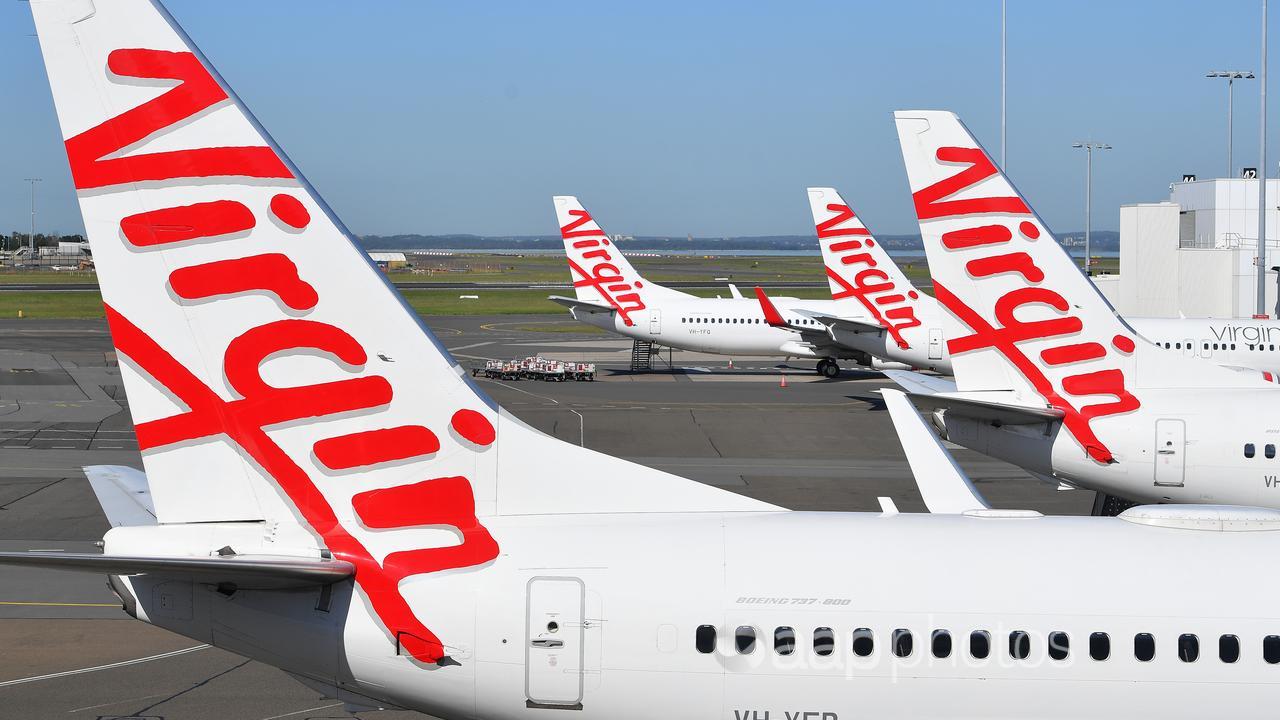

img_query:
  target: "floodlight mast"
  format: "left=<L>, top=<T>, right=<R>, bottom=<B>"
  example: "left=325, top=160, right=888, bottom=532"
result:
left=1207, top=70, right=1255, bottom=177
left=1071, top=142, right=1111, bottom=274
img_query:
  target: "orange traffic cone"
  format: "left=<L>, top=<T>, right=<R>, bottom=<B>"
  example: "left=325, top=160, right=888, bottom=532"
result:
left=779, top=373, right=788, bottom=388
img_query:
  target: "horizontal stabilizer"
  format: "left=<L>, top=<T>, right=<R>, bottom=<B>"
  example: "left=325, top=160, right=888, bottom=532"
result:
left=548, top=295, right=616, bottom=314
left=905, top=392, right=1064, bottom=426
left=882, top=389, right=990, bottom=513
left=0, top=552, right=353, bottom=590
left=882, top=369, right=957, bottom=395
left=84, top=465, right=155, bottom=528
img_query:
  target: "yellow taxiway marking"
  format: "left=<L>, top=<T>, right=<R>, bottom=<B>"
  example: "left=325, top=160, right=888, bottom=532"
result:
left=0, top=601, right=118, bottom=607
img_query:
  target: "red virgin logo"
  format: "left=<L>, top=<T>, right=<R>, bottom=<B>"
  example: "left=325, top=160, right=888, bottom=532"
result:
left=914, top=147, right=1139, bottom=464
left=77, top=48, right=498, bottom=664
left=560, top=209, right=646, bottom=326
left=818, top=203, right=921, bottom=349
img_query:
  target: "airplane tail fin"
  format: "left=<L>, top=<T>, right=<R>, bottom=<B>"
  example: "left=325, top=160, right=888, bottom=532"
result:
left=31, top=0, right=774, bottom=665
left=553, top=196, right=688, bottom=326
left=893, top=110, right=1271, bottom=464
left=807, top=187, right=926, bottom=349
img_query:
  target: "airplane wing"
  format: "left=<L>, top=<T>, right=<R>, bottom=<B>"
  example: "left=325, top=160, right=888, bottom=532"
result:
left=547, top=295, right=616, bottom=314
left=793, top=310, right=885, bottom=335
left=882, top=389, right=990, bottom=513
left=84, top=465, right=156, bottom=527
left=753, top=287, right=843, bottom=337
left=0, top=552, right=353, bottom=590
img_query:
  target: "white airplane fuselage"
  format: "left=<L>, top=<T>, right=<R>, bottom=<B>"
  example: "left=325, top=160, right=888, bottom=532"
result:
left=580, top=287, right=1280, bottom=377
left=114, top=510, right=1280, bottom=719
left=578, top=296, right=949, bottom=370
left=937, top=385, right=1280, bottom=507
left=1126, top=316, right=1280, bottom=376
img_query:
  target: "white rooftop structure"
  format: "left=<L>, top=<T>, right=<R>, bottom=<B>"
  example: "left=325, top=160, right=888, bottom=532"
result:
left=1096, top=177, right=1280, bottom=318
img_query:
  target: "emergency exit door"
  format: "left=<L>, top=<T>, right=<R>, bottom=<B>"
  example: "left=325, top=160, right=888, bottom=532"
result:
left=928, top=328, right=944, bottom=360
left=525, top=577, right=585, bottom=709
left=1154, top=419, right=1186, bottom=487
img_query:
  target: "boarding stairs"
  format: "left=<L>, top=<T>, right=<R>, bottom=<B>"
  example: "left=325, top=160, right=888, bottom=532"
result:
left=630, top=340, right=654, bottom=371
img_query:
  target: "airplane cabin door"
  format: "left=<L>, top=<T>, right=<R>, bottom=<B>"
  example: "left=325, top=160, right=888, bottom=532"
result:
left=525, top=577, right=585, bottom=710
left=928, top=328, right=944, bottom=360
left=1154, top=419, right=1186, bottom=487
left=649, top=309, right=662, bottom=336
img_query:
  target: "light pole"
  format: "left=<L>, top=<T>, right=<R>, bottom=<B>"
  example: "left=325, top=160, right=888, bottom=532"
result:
left=1072, top=142, right=1111, bottom=274
left=1001, top=0, right=1007, bottom=170
left=23, top=178, right=41, bottom=265
left=1206, top=70, right=1254, bottom=177
left=1259, top=0, right=1270, bottom=319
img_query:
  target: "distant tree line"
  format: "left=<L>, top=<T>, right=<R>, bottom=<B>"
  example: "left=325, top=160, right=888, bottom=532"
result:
left=358, top=231, right=1120, bottom=253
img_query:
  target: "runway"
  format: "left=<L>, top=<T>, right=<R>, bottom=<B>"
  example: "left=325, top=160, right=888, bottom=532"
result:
left=0, top=316, right=1089, bottom=719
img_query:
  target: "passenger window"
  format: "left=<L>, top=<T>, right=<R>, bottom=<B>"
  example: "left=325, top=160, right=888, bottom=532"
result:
left=1214, top=343, right=1220, bottom=350
left=813, top=627, right=835, bottom=656
left=1267, top=444, right=1276, bottom=459
left=1203, top=343, right=1209, bottom=350
left=1134, top=633, right=1155, bottom=662
left=1220, top=634, right=1240, bottom=663
left=1246, top=443, right=1257, bottom=459
left=1175, top=343, right=1182, bottom=349
left=1265, top=635, right=1280, bottom=664
left=1009, top=631, right=1030, bottom=660
left=931, top=630, right=952, bottom=658
left=1090, top=632, right=1110, bottom=661
left=969, top=630, right=991, bottom=659
left=1048, top=631, right=1069, bottom=661
left=696, top=625, right=717, bottom=654
left=1179, top=634, right=1199, bottom=663
left=892, top=629, right=913, bottom=658
left=735, top=626, right=757, bottom=654
left=851, top=628, right=874, bottom=657
left=773, top=626, right=795, bottom=655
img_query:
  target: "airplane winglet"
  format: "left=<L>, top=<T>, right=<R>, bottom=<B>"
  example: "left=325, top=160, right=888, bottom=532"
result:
left=754, top=286, right=786, bottom=326
left=728, top=284, right=744, bottom=300
left=882, top=388, right=991, bottom=513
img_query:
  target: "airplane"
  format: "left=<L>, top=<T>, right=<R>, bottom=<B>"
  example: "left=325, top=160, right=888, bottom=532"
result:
left=751, top=187, right=952, bottom=374
left=800, top=187, right=1280, bottom=378
left=11, top=1, right=1280, bottom=716
left=888, top=109, right=1280, bottom=511
left=549, top=195, right=909, bottom=376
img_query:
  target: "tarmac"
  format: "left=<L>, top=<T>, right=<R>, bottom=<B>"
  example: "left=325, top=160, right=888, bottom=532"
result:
left=0, top=315, right=1091, bottom=719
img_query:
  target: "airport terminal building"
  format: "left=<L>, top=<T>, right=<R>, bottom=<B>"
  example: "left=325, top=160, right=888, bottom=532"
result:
left=1095, top=177, right=1280, bottom=318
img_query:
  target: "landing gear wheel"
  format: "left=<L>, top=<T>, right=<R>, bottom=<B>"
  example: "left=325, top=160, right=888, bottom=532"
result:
left=815, top=359, right=831, bottom=376
left=821, top=360, right=840, bottom=378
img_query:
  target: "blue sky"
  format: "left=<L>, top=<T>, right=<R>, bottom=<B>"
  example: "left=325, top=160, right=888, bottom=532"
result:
left=0, top=1, right=1271, bottom=238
